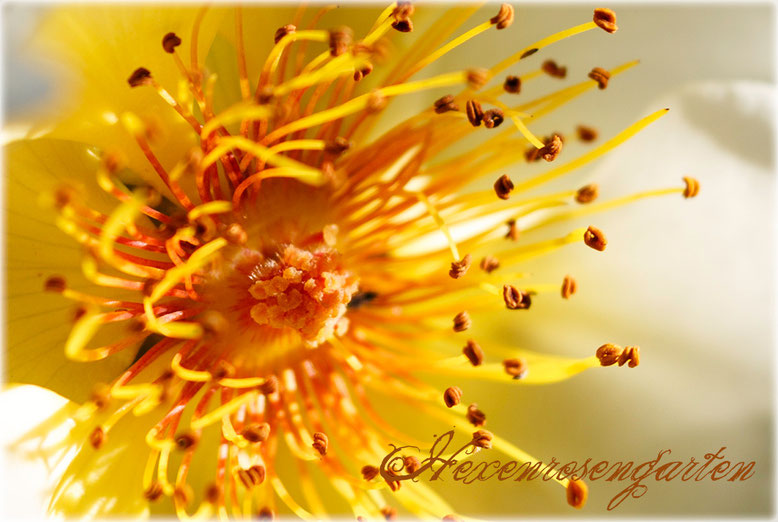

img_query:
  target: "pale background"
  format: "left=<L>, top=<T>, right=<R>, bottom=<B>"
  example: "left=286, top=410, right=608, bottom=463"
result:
left=2, top=1, right=775, bottom=518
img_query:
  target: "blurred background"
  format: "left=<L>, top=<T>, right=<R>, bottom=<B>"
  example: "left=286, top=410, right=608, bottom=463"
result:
left=3, top=1, right=775, bottom=517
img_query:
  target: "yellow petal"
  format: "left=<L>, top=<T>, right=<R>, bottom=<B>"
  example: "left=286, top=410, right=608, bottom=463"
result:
left=5, top=138, right=136, bottom=403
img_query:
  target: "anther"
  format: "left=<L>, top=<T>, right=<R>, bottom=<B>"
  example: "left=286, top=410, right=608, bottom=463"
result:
left=174, top=484, right=194, bottom=507
left=466, top=68, right=489, bottom=90
left=312, top=432, right=328, bottom=456
left=210, top=360, right=235, bottom=380
left=144, top=482, right=164, bottom=502
left=520, top=48, right=538, bottom=59
left=237, top=465, right=266, bottom=488
left=561, top=275, right=577, bottom=299
left=502, top=284, right=530, bottom=310
left=175, top=432, right=199, bottom=451
left=73, top=306, right=88, bottom=323
left=101, top=150, right=125, bottom=173
left=472, top=429, right=494, bottom=449
left=89, top=426, right=105, bottom=449
left=466, top=404, right=486, bottom=427
left=127, top=67, right=152, bottom=88
left=353, top=62, right=373, bottom=82
left=274, top=24, right=296, bottom=44
left=490, top=4, right=514, bottom=30
left=385, top=472, right=402, bottom=492
left=566, top=479, right=589, bottom=508
left=325, top=137, right=353, bottom=155
left=588, top=67, right=611, bottom=89
left=577, top=125, right=598, bottom=142
left=453, top=311, right=472, bottom=332
left=465, top=99, right=484, bottom=127
left=162, top=32, right=182, bottom=54
left=480, top=255, right=500, bottom=273
left=583, top=225, right=607, bottom=251
left=381, top=507, right=398, bottom=520
left=542, top=60, right=567, bottom=79
left=540, top=134, right=563, bottom=162
left=449, top=253, right=472, bottom=279
left=44, top=275, right=66, bottom=293
left=493, top=174, right=514, bottom=199
left=204, top=484, right=220, bottom=504
left=503, top=357, right=529, bottom=379
left=434, top=94, right=459, bottom=114
left=258, top=507, right=275, bottom=520
left=682, top=177, right=700, bottom=198
left=463, top=339, right=484, bottom=367
left=506, top=219, right=520, bottom=241
left=260, top=374, right=279, bottom=395
left=329, top=27, right=353, bottom=57
left=392, top=1, right=414, bottom=32
left=595, top=343, right=622, bottom=366
left=361, top=465, right=380, bottom=481
left=575, top=183, right=599, bottom=204
left=503, top=75, right=521, bottom=94
left=257, top=86, right=275, bottom=104
left=242, top=423, right=271, bottom=443
left=482, top=109, right=504, bottom=128
left=392, top=18, right=413, bottom=32
left=443, top=386, right=463, bottom=408
left=404, top=455, right=421, bottom=473
left=618, top=345, right=640, bottom=367
left=91, top=383, right=111, bottom=409
left=593, top=8, right=618, bottom=34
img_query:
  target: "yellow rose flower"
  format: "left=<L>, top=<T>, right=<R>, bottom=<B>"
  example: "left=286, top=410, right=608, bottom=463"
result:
left=4, top=3, right=700, bottom=518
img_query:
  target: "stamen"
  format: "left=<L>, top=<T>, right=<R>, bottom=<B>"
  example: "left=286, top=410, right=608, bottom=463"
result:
left=502, top=285, right=531, bottom=310
left=503, top=75, right=521, bottom=94
left=583, top=225, right=607, bottom=251
left=493, top=174, right=514, bottom=200
left=566, top=479, right=588, bottom=508
left=502, top=357, right=528, bottom=379
left=433, top=94, right=460, bottom=114
left=162, top=32, right=182, bottom=54
left=593, top=8, right=618, bottom=34
left=443, top=386, right=463, bottom=408
left=452, top=311, right=472, bottom=332
left=542, top=60, right=567, bottom=79
left=683, top=176, right=701, bottom=198
left=480, top=256, right=500, bottom=273
left=472, top=429, right=494, bottom=449
left=466, top=404, right=486, bottom=427
left=128, top=67, right=152, bottom=87
left=449, top=254, right=472, bottom=279
left=466, top=99, right=484, bottom=127
left=561, top=275, right=577, bottom=299
left=361, top=465, right=380, bottom=481
left=463, top=339, right=484, bottom=367
left=577, top=124, right=598, bottom=142
left=575, top=183, right=599, bottom=203
left=588, top=67, right=611, bottom=89
left=490, top=4, right=515, bottom=30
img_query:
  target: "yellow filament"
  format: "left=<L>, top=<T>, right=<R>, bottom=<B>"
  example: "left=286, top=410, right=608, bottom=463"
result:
left=268, top=139, right=326, bottom=154
left=143, top=450, right=159, bottom=491
left=411, top=20, right=493, bottom=77
left=146, top=426, right=176, bottom=451
left=221, top=416, right=248, bottom=448
left=271, top=477, right=317, bottom=520
left=514, top=108, right=669, bottom=194
left=201, top=102, right=271, bottom=138
left=273, top=54, right=369, bottom=96
left=99, top=195, right=164, bottom=279
left=218, top=376, right=268, bottom=388
left=499, top=227, right=588, bottom=266
left=171, top=352, right=212, bottom=383
left=415, top=192, right=460, bottom=261
left=262, top=30, right=329, bottom=79
left=158, top=447, right=176, bottom=495
left=187, top=200, right=233, bottom=222
left=190, top=391, right=259, bottom=431
left=509, top=113, right=545, bottom=148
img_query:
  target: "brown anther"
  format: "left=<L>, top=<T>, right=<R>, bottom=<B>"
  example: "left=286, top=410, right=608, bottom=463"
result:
left=506, top=219, right=520, bottom=241
left=144, top=482, right=164, bottom=502
left=465, top=99, right=484, bottom=127
left=260, top=374, right=279, bottom=395
left=242, top=422, right=271, bottom=443
left=503, top=357, right=529, bottom=379
left=361, top=465, right=380, bottom=481
left=381, top=507, right=398, bottom=520
left=53, top=185, right=76, bottom=209
left=73, top=306, right=88, bottom=323
left=404, top=455, right=421, bottom=473
left=127, top=67, right=152, bottom=87
left=366, top=90, right=387, bottom=113
left=466, top=404, right=487, bottom=427
left=174, top=484, right=194, bottom=507
left=274, top=24, right=296, bottom=44
left=502, top=284, right=530, bottom=310
left=443, top=516, right=463, bottom=522
left=466, top=68, right=489, bottom=90
left=493, top=174, right=514, bottom=199
left=443, top=386, right=463, bottom=408
left=44, top=275, right=66, bottom=293
left=575, top=183, right=599, bottom=204
left=353, top=62, right=373, bottom=82
left=503, top=75, right=521, bottom=94
left=682, top=177, right=700, bottom=198
left=463, top=339, right=484, bottom=367
left=391, top=18, right=413, bottom=32
left=329, top=27, right=353, bottom=57
left=247, top=465, right=267, bottom=487
left=142, top=278, right=157, bottom=297
left=540, top=134, right=563, bottom=162
left=482, top=108, right=504, bottom=129
left=449, top=253, right=472, bottom=279
left=237, top=467, right=262, bottom=489
left=325, top=137, right=353, bottom=156
left=101, top=150, right=125, bottom=173
left=588, top=67, right=611, bottom=89
left=566, top=479, right=589, bottom=508
left=210, top=360, right=235, bottom=380
left=561, top=275, right=577, bottom=299
left=472, top=429, right=494, bottom=449
left=542, top=60, right=567, bottom=79
left=257, top=86, right=275, bottom=105
left=490, top=4, right=514, bottom=29
left=90, top=383, right=111, bottom=409
left=583, top=225, right=607, bottom=251
left=174, top=432, right=199, bottom=451
left=204, top=484, right=220, bottom=504
left=200, top=310, right=229, bottom=338
left=434, top=94, right=459, bottom=114
left=223, top=223, right=248, bottom=245
left=89, top=426, right=105, bottom=449
left=258, top=507, right=275, bottom=520
left=393, top=1, right=415, bottom=19
left=385, top=472, right=402, bottom=492
left=520, top=48, right=539, bottom=59
left=453, top=311, right=472, bottom=332
left=593, top=8, right=618, bottom=34
left=577, top=125, right=598, bottom=142
left=595, top=343, right=623, bottom=366
left=312, top=431, right=329, bottom=456
left=162, top=32, right=182, bottom=53
left=618, top=345, right=640, bottom=368
left=480, top=255, right=500, bottom=273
